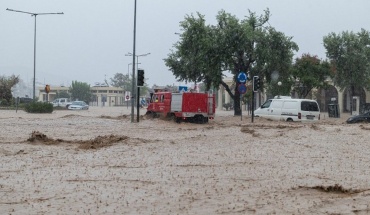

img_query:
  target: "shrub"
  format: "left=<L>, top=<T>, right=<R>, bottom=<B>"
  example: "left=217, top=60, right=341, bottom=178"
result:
left=24, top=102, right=53, bottom=113
left=223, top=102, right=233, bottom=111
left=0, top=99, right=9, bottom=106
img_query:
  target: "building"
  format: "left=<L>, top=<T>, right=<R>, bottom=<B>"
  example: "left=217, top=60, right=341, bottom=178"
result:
left=217, top=77, right=370, bottom=115
left=37, top=85, right=125, bottom=107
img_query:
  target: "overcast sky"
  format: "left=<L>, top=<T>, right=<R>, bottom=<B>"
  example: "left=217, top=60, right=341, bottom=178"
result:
left=1, top=0, right=369, bottom=88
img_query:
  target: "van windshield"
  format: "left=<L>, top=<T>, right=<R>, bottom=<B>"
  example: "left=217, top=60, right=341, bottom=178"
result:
left=261, top=100, right=272, bottom=108
left=301, top=101, right=319, bottom=111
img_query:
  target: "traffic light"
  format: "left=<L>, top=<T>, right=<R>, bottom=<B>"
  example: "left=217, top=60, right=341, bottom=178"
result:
left=137, top=69, right=144, bottom=86
left=253, top=76, right=261, bottom=92
left=45, top=84, right=50, bottom=93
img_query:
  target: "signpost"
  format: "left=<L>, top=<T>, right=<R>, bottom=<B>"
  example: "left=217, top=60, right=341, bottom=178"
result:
left=125, top=91, right=131, bottom=109
left=237, top=72, right=247, bottom=83
left=45, top=85, right=50, bottom=103
left=237, top=72, right=248, bottom=121
left=238, top=84, right=247, bottom=94
left=141, top=99, right=146, bottom=107
left=179, top=86, right=188, bottom=92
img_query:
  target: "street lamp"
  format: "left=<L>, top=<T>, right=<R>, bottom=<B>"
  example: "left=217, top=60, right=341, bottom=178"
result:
left=128, top=0, right=138, bottom=123
left=125, top=52, right=150, bottom=122
left=126, top=53, right=150, bottom=73
left=127, top=62, right=141, bottom=77
left=6, top=8, right=64, bottom=101
left=277, top=81, right=282, bottom=99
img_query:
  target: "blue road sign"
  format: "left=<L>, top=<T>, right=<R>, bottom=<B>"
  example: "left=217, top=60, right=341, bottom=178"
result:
left=238, top=83, right=247, bottom=94
left=141, top=99, right=146, bottom=106
left=179, top=86, right=188, bottom=92
left=238, top=72, right=247, bottom=83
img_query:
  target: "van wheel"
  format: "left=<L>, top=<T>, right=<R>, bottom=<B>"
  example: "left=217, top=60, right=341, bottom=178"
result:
left=287, top=118, right=293, bottom=122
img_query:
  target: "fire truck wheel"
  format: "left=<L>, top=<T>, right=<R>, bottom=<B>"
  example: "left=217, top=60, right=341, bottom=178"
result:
left=204, top=117, right=209, bottom=123
left=167, top=114, right=176, bottom=122
left=145, top=111, right=155, bottom=119
left=176, top=117, right=181, bottom=123
left=195, top=115, right=204, bottom=124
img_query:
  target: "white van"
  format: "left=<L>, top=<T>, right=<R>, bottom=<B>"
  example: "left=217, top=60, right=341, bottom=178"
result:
left=254, top=98, right=320, bottom=122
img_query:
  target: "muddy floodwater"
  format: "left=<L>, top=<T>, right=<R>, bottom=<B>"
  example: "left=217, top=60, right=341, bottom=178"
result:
left=1, top=107, right=370, bottom=214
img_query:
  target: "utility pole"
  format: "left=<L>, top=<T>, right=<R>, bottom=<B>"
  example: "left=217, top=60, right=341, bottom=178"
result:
left=6, top=8, right=63, bottom=100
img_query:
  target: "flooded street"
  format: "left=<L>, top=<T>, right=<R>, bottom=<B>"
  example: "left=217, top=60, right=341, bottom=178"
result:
left=1, top=107, right=370, bottom=214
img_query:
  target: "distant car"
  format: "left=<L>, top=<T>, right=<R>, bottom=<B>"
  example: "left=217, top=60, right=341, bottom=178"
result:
left=346, top=112, right=370, bottom=123
left=67, top=101, right=89, bottom=110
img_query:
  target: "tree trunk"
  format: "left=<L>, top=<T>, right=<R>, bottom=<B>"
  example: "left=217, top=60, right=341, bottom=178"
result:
left=233, top=85, right=241, bottom=116
left=220, top=80, right=241, bottom=116
left=350, top=84, right=354, bottom=115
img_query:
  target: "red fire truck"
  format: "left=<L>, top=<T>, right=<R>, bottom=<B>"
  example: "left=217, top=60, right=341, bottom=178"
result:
left=146, top=91, right=216, bottom=123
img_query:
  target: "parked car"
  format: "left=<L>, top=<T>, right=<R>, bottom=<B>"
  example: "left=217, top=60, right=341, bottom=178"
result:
left=67, top=101, right=89, bottom=110
left=346, top=112, right=370, bottom=123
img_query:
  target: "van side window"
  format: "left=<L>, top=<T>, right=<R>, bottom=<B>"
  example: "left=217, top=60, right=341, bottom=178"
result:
left=301, top=101, right=319, bottom=111
left=261, top=100, right=272, bottom=108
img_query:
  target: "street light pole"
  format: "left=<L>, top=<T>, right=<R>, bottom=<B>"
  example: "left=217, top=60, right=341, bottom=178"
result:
left=130, top=0, right=138, bottom=123
left=126, top=52, right=150, bottom=122
left=6, top=8, right=63, bottom=101
left=128, top=63, right=141, bottom=78
left=277, top=81, right=282, bottom=99
left=135, top=53, right=150, bottom=122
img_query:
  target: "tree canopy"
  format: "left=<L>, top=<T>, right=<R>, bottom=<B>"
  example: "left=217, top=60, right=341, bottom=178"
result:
left=164, top=9, right=298, bottom=115
left=0, top=75, right=19, bottom=103
left=69, top=81, right=92, bottom=103
left=110, top=73, right=131, bottom=92
left=323, top=29, right=370, bottom=91
left=290, top=54, right=332, bottom=99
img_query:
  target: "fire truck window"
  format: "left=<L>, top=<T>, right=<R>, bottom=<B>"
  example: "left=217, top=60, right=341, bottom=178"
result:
left=160, top=95, right=164, bottom=102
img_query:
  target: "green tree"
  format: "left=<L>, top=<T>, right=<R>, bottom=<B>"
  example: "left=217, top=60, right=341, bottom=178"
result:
left=290, top=54, right=332, bottom=98
left=110, top=73, right=131, bottom=91
left=266, top=79, right=293, bottom=98
left=165, top=9, right=298, bottom=115
left=0, top=75, right=19, bottom=103
left=323, top=29, right=370, bottom=113
left=69, top=81, right=92, bottom=103
left=165, top=12, right=218, bottom=90
left=110, top=73, right=149, bottom=97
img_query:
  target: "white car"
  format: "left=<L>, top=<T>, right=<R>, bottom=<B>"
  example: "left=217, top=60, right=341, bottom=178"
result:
left=67, top=101, right=89, bottom=110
